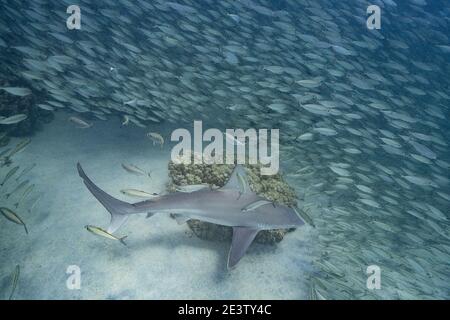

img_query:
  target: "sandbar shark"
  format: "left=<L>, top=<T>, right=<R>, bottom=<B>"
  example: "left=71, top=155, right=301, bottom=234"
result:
left=77, top=163, right=305, bottom=268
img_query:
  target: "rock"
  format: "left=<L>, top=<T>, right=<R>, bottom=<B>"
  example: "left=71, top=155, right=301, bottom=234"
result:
left=168, top=156, right=298, bottom=245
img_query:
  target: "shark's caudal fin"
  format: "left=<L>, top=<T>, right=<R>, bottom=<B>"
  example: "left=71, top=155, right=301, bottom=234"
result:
left=77, top=163, right=135, bottom=234
left=227, top=227, right=260, bottom=269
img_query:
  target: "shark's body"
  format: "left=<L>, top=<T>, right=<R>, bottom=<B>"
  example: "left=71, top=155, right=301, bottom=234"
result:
left=77, top=163, right=304, bottom=268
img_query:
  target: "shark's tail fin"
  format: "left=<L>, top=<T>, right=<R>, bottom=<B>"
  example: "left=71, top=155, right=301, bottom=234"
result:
left=77, top=163, right=136, bottom=234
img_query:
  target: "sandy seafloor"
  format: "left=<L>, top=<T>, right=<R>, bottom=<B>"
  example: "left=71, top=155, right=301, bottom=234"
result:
left=0, top=112, right=315, bottom=299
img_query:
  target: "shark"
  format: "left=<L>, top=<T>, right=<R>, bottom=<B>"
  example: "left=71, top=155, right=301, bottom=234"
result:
left=77, top=163, right=305, bottom=268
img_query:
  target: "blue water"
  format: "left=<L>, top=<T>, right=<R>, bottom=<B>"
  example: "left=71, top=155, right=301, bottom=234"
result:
left=0, top=0, right=449, bottom=300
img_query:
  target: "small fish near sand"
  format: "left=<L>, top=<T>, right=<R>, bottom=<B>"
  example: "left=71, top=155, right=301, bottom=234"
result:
left=7, top=138, right=31, bottom=159
left=0, top=131, right=8, bottom=143
left=120, top=189, right=159, bottom=199
left=69, top=116, right=93, bottom=129
left=8, top=265, right=20, bottom=300
left=146, top=132, right=164, bottom=148
left=14, top=183, right=35, bottom=208
left=0, top=147, right=11, bottom=158
left=0, top=87, right=32, bottom=97
left=309, top=281, right=326, bottom=300
left=0, top=114, right=28, bottom=125
left=1, top=166, right=20, bottom=186
left=15, top=163, right=36, bottom=182
left=121, top=163, right=151, bottom=178
left=6, top=179, right=29, bottom=199
left=0, top=207, right=28, bottom=234
left=28, top=194, right=43, bottom=213
left=85, top=225, right=127, bottom=246
left=0, top=156, right=12, bottom=168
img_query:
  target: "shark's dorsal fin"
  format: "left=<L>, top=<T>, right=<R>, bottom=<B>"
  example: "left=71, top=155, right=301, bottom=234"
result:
left=221, top=165, right=250, bottom=194
left=228, top=227, right=260, bottom=269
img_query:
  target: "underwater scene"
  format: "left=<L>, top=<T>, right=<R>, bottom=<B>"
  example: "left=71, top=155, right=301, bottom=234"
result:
left=0, top=0, right=449, bottom=300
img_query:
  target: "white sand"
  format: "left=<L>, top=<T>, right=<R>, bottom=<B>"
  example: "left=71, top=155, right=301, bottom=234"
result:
left=0, top=112, right=314, bottom=299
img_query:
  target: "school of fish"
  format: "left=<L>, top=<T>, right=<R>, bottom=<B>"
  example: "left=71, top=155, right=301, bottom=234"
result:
left=0, top=0, right=449, bottom=299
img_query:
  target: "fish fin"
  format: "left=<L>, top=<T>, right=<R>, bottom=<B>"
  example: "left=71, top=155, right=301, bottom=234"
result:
left=119, top=236, right=128, bottom=246
left=77, top=163, right=137, bottom=234
left=23, top=224, right=28, bottom=235
left=173, top=214, right=189, bottom=225
left=108, top=215, right=129, bottom=234
left=221, top=165, right=250, bottom=193
left=146, top=212, right=156, bottom=219
left=227, top=227, right=259, bottom=269
left=293, top=207, right=314, bottom=228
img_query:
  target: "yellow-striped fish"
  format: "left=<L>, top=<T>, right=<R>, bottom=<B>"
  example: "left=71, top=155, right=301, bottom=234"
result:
left=0, top=207, right=28, bottom=234
left=85, top=225, right=127, bottom=246
left=9, top=265, right=20, bottom=300
left=1, top=166, right=20, bottom=186
left=120, top=189, right=158, bottom=199
left=7, top=139, right=31, bottom=159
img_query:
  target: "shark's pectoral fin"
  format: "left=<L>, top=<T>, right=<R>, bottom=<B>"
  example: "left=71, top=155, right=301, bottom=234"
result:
left=228, top=227, right=260, bottom=269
